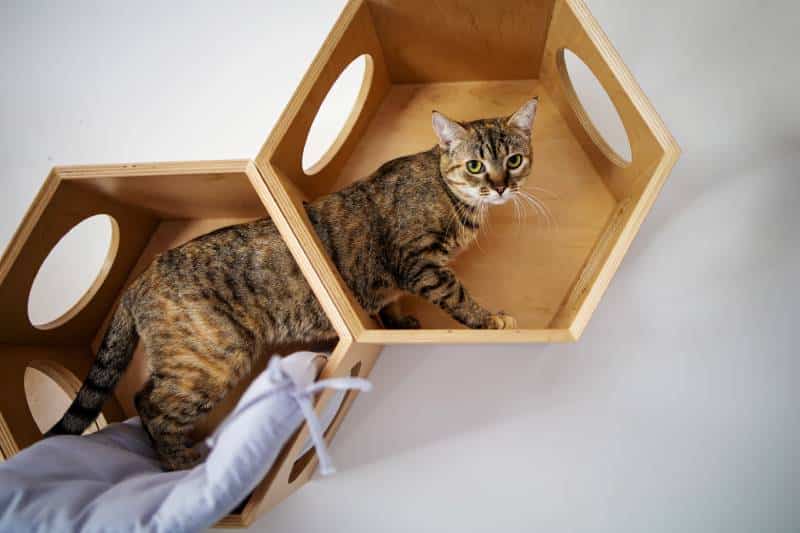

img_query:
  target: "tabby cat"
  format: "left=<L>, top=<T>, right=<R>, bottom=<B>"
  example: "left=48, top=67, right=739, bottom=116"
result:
left=47, top=97, right=539, bottom=470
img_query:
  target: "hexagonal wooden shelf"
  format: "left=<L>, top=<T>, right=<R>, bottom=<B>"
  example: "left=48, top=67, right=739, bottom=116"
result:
left=0, top=161, right=381, bottom=527
left=257, top=0, right=679, bottom=345
left=0, top=0, right=678, bottom=528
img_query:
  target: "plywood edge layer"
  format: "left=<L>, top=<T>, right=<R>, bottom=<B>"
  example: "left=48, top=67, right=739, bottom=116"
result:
left=548, top=197, right=632, bottom=330
left=567, top=147, right=680, bottom=339
left=55, top=159, right=253, bottom=180
left=0, top=170, right=61, bottom=287
left=256, top=164, right=364, bottom=340
left=566, top=0, right=679, bottom=155
left=0, top=412, right=19, bottom=460
left=256, top=0, right=366, bottom=165
left=358, top=328, right=575, bottom=344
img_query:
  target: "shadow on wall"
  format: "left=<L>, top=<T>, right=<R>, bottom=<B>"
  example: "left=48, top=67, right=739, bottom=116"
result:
left=331, top=340, right=617, bottom=471
left=622, top=132, right=800, bottom=272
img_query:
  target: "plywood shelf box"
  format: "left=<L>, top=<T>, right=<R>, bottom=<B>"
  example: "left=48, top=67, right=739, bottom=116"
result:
left=0, top=0, right=678, bottom=527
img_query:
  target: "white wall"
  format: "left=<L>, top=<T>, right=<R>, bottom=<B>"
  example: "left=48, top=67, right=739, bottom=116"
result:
left=2, top=1, right=799, bottom=532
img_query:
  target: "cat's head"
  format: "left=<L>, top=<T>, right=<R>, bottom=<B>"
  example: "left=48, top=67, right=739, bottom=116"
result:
left=432, top=97, right=538, bottom=206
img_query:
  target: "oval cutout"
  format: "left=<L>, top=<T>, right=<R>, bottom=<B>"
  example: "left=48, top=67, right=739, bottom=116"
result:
left=302, top=54, right=372, bottom=174
left=24, top=361, right=106, bottom=435
left=28, top=214, right=119, bottom=330
left=560, top=49, right=632, bottom=164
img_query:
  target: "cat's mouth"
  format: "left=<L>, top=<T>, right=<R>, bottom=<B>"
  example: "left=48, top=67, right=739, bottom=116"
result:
left=484, top=192, right=514, bottom=206
left=460, top=186, right=518, bottom=207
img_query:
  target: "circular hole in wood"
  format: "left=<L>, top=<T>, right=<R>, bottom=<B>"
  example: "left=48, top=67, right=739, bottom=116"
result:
left=559, top=49, right=632, bottom=165
left=28, top=214, right=119, bottom=330
left=288, top=361, right=362, bottom=483
left=24, top=361, right=107, bottom=435
left=302, top=54, right=373, bottom=175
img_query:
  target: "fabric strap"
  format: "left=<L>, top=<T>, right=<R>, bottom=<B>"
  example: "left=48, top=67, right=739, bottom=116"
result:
left=207, top=356, right=372, bottom=475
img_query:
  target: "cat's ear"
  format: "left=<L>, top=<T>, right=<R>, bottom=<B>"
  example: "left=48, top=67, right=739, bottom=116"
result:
left=507, top=97, right=539, bottom=137
left=432, top=110, right=468, bottom=150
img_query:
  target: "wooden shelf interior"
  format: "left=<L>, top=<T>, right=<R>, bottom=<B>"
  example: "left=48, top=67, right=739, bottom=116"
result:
left=0, top=161, right=383, bottom=526
left=259, top=0, right=679, bottom=343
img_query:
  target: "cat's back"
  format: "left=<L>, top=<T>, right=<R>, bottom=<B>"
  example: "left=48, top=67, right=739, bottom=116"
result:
left=368, top=147, right=441, bottom=196
left=311, top=147, right=442, bottom=217
left=367, top=147, right=452, bottom=226
left=127, top=217, right=295, bottom=302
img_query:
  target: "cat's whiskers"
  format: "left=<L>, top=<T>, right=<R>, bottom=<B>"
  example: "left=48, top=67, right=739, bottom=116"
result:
left=510, top=194, right=517, bottom=223
left=521, top=195, right=553, bottom=230
left=510, top=182, right=558, bottom=230
left=516, top=189, right=556, bottom=230
left=525, top=185, right=560, bottom=199
left=509, top=184, right=523, bottom=228
left=511, top=194, right=523, bottom=232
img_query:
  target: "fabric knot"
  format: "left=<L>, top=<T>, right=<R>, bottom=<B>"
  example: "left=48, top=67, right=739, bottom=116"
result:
left=207, top=355, right=372, bottom=476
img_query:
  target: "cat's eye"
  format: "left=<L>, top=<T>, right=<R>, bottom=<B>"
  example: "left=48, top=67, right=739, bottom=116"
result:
left=507, top=154, right=524, bottom=169
left=465, top=160, right=485, bottom=174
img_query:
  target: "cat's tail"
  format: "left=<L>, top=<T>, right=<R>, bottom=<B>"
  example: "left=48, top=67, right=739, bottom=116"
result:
left=45, top=301, right=138, bottom=437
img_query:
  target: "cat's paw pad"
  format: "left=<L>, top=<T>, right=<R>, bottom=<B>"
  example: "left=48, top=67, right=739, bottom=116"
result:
left=384, top=314, right=421, bottom=329
left=487, top=312, right=517, bottom=330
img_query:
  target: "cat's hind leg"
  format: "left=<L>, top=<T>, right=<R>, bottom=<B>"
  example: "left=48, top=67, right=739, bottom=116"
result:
left=135, top=372, right=225, bottom=471
left=135, top=319, right=256, bottom=470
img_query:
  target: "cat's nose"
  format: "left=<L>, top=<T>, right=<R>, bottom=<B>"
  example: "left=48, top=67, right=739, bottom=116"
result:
left=494, top=185, right=507, bottom=196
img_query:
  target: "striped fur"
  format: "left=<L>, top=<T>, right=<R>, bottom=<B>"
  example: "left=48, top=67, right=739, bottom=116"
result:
left=46, top=99, right=537, bottom=470
left=45, top=301, right=138, bottom=437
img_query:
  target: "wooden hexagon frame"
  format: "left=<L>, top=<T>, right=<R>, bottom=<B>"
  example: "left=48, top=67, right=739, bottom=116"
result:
left=0, top=161, right=381, bottom=527
left=0, top=0, right=678, bottom=528
left=256, top=0, right=679, bottom=346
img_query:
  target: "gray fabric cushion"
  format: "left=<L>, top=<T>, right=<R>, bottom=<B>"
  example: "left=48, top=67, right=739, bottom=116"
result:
left=0, top=352, right=322, bottom=533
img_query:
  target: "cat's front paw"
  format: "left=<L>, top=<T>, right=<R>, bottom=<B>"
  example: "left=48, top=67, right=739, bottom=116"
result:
left=486, top=312, right=517, bottom=330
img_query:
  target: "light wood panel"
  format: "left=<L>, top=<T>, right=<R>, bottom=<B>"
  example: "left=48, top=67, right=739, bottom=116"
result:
left=0, top=159, right=380, bottom=528
left=47, top=162, right=382, bottom=527
left=262, top=0, right=392, bottom=200
left=333, top=80, right=616, bottom=339
left=0, top=413, right=15, bottom=461
left=0, top=175, right=158, bottom=346
left=24, top=359, right=108, bottom=434
left=255, top=0, right=679, bottom=345
left=61, top=160, right=264, bottom=219
left=358, top=328, right=574, bottom=344
left=540, top=0, right=681, bottom=336
left=541, top=0, right=678, bottom=201
left=366, top=0, right=556, bottom=82
left=0, top=161, right=266, bottom=460
left=258, top=164, right=377, bottom=342
left=255, top=0, right=392, bottom=340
